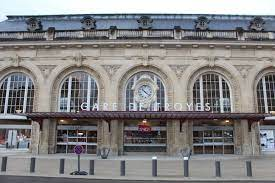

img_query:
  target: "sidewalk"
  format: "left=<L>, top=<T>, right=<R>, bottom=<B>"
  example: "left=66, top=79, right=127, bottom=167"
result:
left=1, top=153, right=275, bottom=181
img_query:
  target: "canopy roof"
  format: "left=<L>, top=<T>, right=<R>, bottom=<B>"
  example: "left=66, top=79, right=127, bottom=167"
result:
left=22, top=111, right=269, bottom=121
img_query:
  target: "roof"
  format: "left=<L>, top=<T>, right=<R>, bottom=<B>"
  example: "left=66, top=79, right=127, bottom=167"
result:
left=0, top=13, right=275, bottom=32
left=22, top=111, right=269, bottom=121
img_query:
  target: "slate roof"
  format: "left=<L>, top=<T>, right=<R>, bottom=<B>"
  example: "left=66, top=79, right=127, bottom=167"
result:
left=0, top=13, right=275, bottom=32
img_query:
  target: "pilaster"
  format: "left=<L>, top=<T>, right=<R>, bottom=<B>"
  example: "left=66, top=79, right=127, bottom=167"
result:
left=30, top=121, right=40, bottom=154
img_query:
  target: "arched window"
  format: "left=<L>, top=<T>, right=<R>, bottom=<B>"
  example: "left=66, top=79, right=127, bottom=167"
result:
left=193, top=73, right=232, bottom=113
left=0, top=73, right=34, bottom=114
left=257, top=73, right=275, bottom=113
left=125, top=72, right=165, bottom=111
left=58, top=72, right=98, bottom=112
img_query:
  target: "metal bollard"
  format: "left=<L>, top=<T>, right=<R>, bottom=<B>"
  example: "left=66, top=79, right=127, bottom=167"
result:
left=215, top=161, right=221, bottom=177
left=1, top=156, right=7, bottom=172
left=184, top=157, right=189, bottom=177
left=59, top=159, right=65, bottom=174
left=246, top=161, right=252, bottom=177
left=152, top=156, right=157, bottom=177
left=120, top=160, right=125, bottom=176
left=30, top=157, right=36, bottom=173
left=89, top=160, right=94, bottom=175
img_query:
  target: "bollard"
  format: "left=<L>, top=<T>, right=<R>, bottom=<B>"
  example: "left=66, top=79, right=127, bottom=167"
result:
left=59, top=158, right=65, bottom=174
left=120, top=160, right=125, bottom=176
left=30, top=157, right=36, bottom=173
left=184, top=157, right=189, bottom=177
left=215, top=161, right=221, bottom=177
left=246, top=161, right=252, bottom=177
left=152, top=156, right=157, bottom=177
left=89, top=160, right=94, bottom=175
left=1, top=156, right=7, bottom=172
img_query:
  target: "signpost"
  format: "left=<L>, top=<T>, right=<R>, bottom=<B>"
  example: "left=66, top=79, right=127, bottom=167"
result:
left=70, top=145, right=88, bottom=175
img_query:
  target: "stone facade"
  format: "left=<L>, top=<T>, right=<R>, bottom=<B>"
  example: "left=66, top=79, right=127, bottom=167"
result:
left=0, top=14, right=274, bottom=156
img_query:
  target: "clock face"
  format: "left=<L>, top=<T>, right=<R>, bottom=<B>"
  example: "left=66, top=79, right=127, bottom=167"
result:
left=137, top=85, right=153, bottom=100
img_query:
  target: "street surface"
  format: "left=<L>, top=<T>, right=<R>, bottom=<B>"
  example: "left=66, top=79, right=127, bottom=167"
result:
left=0, top=175, right=275, bottom=183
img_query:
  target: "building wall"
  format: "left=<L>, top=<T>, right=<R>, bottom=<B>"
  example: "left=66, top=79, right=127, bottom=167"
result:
left=0, top=41, right=273, bottom=155
left=0, top=42, right=274, bottom=113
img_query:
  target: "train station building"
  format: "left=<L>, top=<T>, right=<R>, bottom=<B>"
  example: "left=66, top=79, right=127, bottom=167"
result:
left=0, top=13, right=274, bottom=156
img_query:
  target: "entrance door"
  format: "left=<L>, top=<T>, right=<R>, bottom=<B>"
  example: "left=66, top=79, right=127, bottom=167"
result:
left=193, top=126, right=234, bottom=154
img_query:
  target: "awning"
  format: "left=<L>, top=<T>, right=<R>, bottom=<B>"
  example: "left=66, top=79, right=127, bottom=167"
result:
left=0, top=114, right=27, bottom=120
left=21, top=111, right=269, bottom=121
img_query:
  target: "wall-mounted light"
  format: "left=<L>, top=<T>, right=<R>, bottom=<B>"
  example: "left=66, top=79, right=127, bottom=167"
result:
left=225, top=120, right=230, bottom=123
left=142, top=119, right=147, bottom=124
left=60, top=119, right=64, bottom=122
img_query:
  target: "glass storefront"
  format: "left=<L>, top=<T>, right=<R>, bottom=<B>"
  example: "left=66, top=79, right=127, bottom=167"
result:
left=0, top=125, right=31, bottom=149
left=124, top=120, right=167, bottom=152
left=56, top=124, right=97, bottom=154
left=193, top=121, right=234, bottom=154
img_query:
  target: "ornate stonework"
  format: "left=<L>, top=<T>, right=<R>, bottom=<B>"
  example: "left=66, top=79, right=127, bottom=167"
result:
left=234, top=65, right=254, bottom=78
left=73, top=53, right=86, bottom=67
left=10, top=54, right=22, bottom=67
left=169, top=64, right=189, bottom=79
left=101, top=65, right=121, bottom=78
left=37, top=65, right=57, bottom=79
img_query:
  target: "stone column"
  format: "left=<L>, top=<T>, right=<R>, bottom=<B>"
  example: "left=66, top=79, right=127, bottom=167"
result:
left=48, top=120, right=57, bottom=154
left=167, top=120, right=191, bottom=156
left=166, top=120, right=176, bottom=155
left=251, top=121, right=261, bottom=156
left=30, top=121, right=40, bottom=154
left=39, top=119, right=50, bottom=154
left=241, top=119, right=252, bottom=155
left=97, top=120, right=111, bottom=155
left=235, top=119, right=256, bottom=156
left=109, top=120, right=119, bottom=156
left=117, top=120, right=124, bottom=155
left=234, top=120, right=242, bottom=155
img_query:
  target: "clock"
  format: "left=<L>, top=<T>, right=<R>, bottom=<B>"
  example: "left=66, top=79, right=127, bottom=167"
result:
left=137, top=84, right=153, bottom=100
left=132, top=74, right=159, bottom=108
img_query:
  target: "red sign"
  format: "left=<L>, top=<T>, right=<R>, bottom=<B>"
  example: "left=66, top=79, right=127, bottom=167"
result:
left=138, top=124, right=151, bottom=132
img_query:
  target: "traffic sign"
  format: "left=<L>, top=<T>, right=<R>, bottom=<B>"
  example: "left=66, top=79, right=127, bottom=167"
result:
left=74, top=145, right=84, bottom=155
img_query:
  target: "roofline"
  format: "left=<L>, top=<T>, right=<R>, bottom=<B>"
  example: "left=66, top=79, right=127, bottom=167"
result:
left=5, top=13, right=275, bottom=19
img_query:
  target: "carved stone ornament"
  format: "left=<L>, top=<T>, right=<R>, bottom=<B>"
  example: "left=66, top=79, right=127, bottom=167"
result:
left=26, top=17, right=43, bottom=32
left=81, top=16, right=96, bottom=30
left=10, top=54, right=21, bottom=67
left=137, top=16, right=153, bottom=29
left=73, top=53, right=86, bottom=67
left=37, top=65, right=57, bottom=78
left=205, top=56, right=217, bottom=67
left=195, top=16, right=210, bottom=30
left=131, top=74, right=159, bottom=108
left=169, top=64, right=189, bottom=79
left=234, top=65, right=254, bottom=78
left=102, top=65, right=121, bottom=78
left=249, top=17, right=265, bottom=31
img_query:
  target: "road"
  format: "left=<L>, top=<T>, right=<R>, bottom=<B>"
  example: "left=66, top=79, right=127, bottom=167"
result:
left=0, top=176, right=275, bottom=183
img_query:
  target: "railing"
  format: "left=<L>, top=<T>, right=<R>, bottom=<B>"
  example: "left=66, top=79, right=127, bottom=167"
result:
left=0, top=29, right=274, bottom=41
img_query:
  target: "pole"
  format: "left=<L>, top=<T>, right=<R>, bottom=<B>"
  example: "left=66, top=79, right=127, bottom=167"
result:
left=78, top=154, right=80, bottom=172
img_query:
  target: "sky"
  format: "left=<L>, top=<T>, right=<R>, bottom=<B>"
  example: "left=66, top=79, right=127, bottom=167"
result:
left=0, top=0, right=275, bottom=21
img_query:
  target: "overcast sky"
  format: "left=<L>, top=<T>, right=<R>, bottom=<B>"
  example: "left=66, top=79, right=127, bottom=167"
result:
left=0, top=0, right=275, bottom=21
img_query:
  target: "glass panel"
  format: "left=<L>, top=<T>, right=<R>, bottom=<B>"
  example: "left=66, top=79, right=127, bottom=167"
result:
left=59, top=72, right=98, bottom=112
left=0, top=73, right=34, bottom=114
left=192, top=73, right=231, bottom=113
left=224, top=145, right=234, bottom=154
left=214, top=145, right=223, bottom=154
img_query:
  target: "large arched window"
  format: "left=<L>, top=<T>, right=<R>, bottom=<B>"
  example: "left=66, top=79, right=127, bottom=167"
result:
left=125, top=71, right=165, bottom=111
left=193, top=73, right=232, bottom=113
left=58, top=72, right=98, bottom=112
left=0, top=73, right=34, bottom=114
left=257, top=73, right=275, bottom=113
